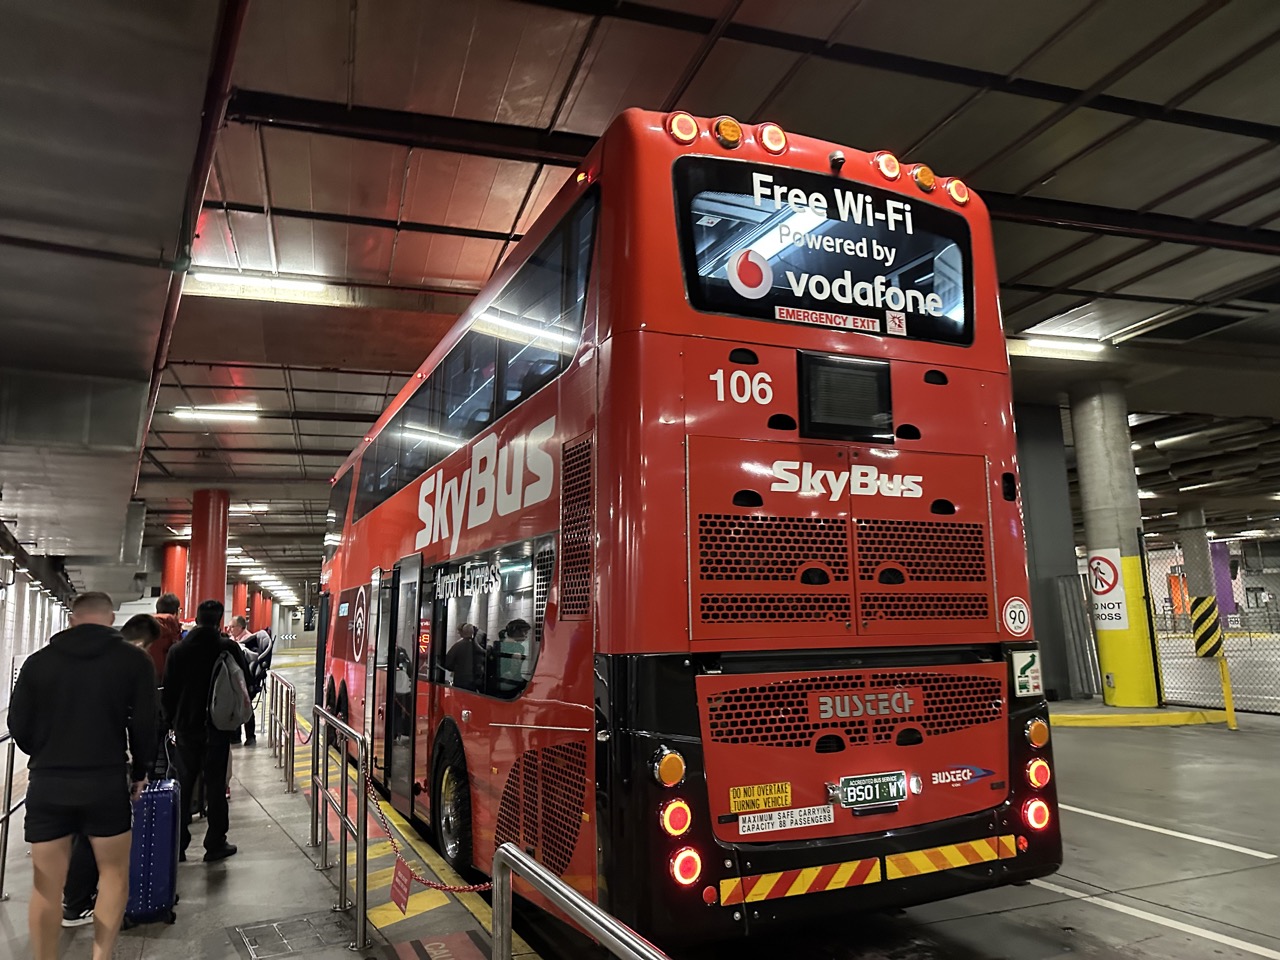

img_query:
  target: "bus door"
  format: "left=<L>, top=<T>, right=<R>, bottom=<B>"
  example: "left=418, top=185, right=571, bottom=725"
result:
left=314, top=591, right=331, bottom=709
left=386, top=553, right=423, bottom=815
left=367, top=567, right=395, bottom=785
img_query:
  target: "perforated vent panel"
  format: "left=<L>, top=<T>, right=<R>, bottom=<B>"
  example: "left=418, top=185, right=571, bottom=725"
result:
left=534, top=547, right=554, bottom=647
left=855, top=520, right=987, bottom=582
left=698, top=514, right=850, bottom=581
left=700, top=593, right=852, bottom=623
left=704, top=670, right=1003, bottom=748
left=494, top=741, right=588, bottom=876
left=859, top=593, right=989, bottom=620
left=560, top=439, right=592, bottom=618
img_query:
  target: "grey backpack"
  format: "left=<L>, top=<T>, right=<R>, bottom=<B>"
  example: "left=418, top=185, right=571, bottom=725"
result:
left=209, top=649, right=254, bottom=731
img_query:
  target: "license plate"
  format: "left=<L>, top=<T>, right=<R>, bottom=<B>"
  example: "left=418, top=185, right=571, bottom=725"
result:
left=838, top=771, right=908, bottom=808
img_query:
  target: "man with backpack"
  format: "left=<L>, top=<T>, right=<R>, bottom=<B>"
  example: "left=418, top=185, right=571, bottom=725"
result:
left=162, top=599, right=251, bottom=863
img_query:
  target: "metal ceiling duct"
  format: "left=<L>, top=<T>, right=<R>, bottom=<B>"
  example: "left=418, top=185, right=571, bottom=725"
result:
left=1152, top=419, right=1272, bottom=450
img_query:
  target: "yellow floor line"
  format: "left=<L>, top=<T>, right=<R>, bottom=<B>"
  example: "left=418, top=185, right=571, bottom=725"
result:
left=351, top=865, right=398, bottom=892
left=350, top=840, right=394, bottom=865
left=1053, top=710, right=1228, bottom=727
left=366, top=889, right=450, bottom=928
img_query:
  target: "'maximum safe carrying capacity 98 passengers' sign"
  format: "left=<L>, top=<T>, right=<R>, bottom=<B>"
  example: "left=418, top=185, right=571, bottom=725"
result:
left=675, top=156, right=975, bottom=346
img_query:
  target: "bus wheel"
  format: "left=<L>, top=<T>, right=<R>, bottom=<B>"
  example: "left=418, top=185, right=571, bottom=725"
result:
left=434, top=736, right=472, bottom=872
left=324, top=678, right=338, bottom=750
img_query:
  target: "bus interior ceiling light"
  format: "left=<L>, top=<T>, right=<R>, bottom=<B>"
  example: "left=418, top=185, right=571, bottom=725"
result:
left=667, top=112, right=699, bottom=144
left=758, top=123, right=787, bottom=154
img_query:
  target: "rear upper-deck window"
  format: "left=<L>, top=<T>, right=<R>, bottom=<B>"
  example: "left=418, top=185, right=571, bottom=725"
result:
left=674, top=157, right=973, bottom=346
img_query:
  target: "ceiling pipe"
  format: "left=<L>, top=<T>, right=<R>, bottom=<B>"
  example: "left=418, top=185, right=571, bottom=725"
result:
left=134, top=0, right=250, bottom=493
left=1152, top=419, right=1272, bottom=450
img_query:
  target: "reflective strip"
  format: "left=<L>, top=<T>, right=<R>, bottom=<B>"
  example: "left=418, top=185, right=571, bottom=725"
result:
left=884, top=834, right=1017, bottom=881
left=717, top=856, right=879, bottom=907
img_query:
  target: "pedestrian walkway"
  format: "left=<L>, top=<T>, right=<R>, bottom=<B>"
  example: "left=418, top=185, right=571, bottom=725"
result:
left=0, top=694, right=536, bottom=959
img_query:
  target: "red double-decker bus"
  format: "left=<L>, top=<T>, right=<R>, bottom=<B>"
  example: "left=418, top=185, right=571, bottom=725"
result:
left=318, top=108, right=1061, bottom=944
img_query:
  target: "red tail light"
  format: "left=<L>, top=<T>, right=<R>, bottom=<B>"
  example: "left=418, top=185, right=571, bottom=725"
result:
left=1027, top=758, right=1052, bottom=789
left=667, top=112, right=699, bottom=145
left=660, top=799, right=692, bottom=837
left=1023, top=798, right=1052, bottom=831
left=670, top=847, right=702, bottom=886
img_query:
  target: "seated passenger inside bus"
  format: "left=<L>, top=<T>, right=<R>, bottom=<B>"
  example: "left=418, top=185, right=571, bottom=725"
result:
left=444, top=623, right=487, bottom=691
left=489, top=619, right=531, bottom=696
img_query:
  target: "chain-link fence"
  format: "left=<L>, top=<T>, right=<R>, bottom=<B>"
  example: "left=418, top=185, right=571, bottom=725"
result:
left=1144, top=535, right=1280, bottom=714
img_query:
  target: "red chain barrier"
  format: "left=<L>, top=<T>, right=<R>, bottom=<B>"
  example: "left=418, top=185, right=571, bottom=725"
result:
left=359, top=760, right=493, bottom=894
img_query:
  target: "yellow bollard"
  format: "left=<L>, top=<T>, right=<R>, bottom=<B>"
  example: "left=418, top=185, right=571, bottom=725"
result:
left=1217, top=655, right=1238, bottom=731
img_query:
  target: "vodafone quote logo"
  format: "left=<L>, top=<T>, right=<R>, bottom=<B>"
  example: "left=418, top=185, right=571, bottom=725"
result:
left=727, top=249, right=772, bottom=299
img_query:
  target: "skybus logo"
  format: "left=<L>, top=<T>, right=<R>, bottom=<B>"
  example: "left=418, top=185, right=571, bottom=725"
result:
left=770, top=461, right=924, bottom=501
left=415, top=416, right=556, bottom=552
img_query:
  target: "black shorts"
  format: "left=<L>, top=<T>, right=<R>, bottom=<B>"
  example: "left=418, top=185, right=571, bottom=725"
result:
left=24, top=774, right=132, bottom=843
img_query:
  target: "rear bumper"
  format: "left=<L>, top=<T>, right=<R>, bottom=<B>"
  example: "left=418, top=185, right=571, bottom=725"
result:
left=718, top=804, right=1061, bottom=935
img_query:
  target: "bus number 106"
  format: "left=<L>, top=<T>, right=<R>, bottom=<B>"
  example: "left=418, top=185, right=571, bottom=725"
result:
left=709, top=368, right=773, bottom=405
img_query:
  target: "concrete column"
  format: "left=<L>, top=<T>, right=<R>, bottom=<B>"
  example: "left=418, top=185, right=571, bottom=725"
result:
left=232, top=582, right=249, bottom=625
left=161, top=543, right=189, bottom=611
left=1178, top=506, right=1214, bottom=595
left=188, top=489, right=229, bottom=613
left=1068, top=381, right=1159, bottom=707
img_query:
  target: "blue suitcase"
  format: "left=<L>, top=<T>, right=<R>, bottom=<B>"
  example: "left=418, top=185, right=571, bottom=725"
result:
left=125, top=779, right=180, bottom=925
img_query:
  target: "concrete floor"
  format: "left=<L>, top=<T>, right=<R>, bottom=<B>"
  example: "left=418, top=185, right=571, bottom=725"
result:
left=678, top=713, right=1280, bottom=960
left=4, top=661, right=1277, bottom=960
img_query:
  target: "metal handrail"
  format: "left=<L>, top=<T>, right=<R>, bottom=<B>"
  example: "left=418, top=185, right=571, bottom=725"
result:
left=309, top=705, right=370, bottom=951
left=492, top=843, right=672, bottom=960
left=265, top=671, right=297, bottom=792
left=0, top=732, right=27, bottom=901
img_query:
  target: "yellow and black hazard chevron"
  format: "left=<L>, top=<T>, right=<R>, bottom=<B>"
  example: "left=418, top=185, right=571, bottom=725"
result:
left=1191, top=595, right=1224, bottom=658
left=719, top=857, right=880, bottom=906
left=884, top=834, right=1017, bottom=880
left=717, top=835, right=1020, bottom=906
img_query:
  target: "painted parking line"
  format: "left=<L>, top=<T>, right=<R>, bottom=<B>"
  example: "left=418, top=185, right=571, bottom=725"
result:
left=1059, top=803, right=1277, bottom=860
left=351, top=840, right=394, bottom=865
left=1033, top=880, right=1280, bottom=959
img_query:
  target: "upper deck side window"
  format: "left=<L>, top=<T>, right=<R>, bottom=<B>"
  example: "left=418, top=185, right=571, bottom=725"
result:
left=324, top=470, right=355, bottom=560
left=351, top=190, right=599, bottom=524
left=673, top=157, right=973, bottom=346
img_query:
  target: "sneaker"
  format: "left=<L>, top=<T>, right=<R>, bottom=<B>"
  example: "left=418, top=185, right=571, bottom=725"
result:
left=62, top=908, right=94, bottom=928
left=203, top=843, right=238, bottom=863
left=244, top=737, right=257, bottom=747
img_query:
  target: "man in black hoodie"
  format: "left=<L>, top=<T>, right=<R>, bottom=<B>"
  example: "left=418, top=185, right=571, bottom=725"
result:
left=10, top=591, right=156, bottom=960
left=162, top=599, right=249, bottom=863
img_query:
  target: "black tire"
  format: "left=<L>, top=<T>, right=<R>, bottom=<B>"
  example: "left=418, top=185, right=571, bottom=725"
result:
left=336, top=684, right=349, bottom=722
left=433, top=732, right=473, bottom=874
left=324, top=678, right=339, bottom=750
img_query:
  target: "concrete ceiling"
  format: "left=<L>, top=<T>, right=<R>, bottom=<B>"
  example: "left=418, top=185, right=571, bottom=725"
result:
left=5, top=0, right=1280, bottom=599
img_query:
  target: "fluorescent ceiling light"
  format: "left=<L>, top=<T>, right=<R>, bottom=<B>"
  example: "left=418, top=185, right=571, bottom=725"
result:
left=0, top=553, right=12, bottom=561
left=191, top=272, right=324, bottom=293
left=226, top=546, right=243, bottom=555
left=1179, top=480, right=1233, bottom=492
left=173, top=405, right=260, bottom=423
left=1138, top=490, right=1157, bottom=499
left=1024, top=337, right=1107, bottom=353
left=229, top=505, right=269, bottom=515
left=1130, top=442, right=1142, bottom=451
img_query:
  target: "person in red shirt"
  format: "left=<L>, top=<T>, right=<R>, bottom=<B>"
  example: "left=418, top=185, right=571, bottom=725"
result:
left=150, top=593, right=183, bottom=679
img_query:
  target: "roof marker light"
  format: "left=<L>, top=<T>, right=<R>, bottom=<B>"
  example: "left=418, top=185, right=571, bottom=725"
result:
left=911, top=164, right=937, bottom=192
left=872, top=151, right=901, bottom=180
left=668, top=112, right=699, bottom=145
left=944, top=177, right=971, bottom=205
left=714, top=116, right=743, bottom=148
left=758, top=123, right=787, bottom=154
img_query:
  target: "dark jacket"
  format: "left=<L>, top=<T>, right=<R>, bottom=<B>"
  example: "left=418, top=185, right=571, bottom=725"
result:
left=10, top=624, right=158, bottom=783
left=162, top=625, right=251, bottom=742
left=150, top=612, right=182, bottom=679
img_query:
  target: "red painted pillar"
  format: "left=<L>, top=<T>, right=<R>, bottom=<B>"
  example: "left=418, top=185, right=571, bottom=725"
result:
left=232, top=582, right=249, bottom=625
left=161, top=543, right=189, bottom=611
left=188, top=489, right=229, bottom=616
left=249, top=589, right=263, bottom=631
left=263, top=597, right=274, bottom=633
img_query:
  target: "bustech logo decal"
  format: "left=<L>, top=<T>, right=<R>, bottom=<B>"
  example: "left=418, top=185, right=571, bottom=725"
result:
left=808, top=687, right=923, bottom=721
left=415, top=416, right=556, bottom=551
left=726, top=249, right=773, bottom=299
left=931, top=765, right=996, bottom=787
left=771, top=461, right=924, bottom=500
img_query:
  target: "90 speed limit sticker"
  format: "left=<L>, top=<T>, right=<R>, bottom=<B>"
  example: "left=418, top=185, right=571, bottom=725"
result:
left=1002, top=597, right=1031, bottom=636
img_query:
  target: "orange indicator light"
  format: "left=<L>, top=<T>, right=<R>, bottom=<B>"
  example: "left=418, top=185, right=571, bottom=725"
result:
left=1026, top=718, right=1050, bottom=748
left=912, top=164, right=937, bottom=192
left=714, top=117, right=743, bottom=148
